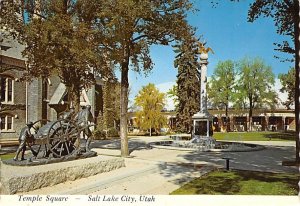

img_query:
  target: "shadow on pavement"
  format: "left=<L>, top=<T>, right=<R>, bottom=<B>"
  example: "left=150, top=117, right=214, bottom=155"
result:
left=145, top=145, right=298, bottom=187
left=91, top=139, right=150, bottom=154
left=91, top=139, right=298, bottom=188
left=178, top=146, right=298, bottom=174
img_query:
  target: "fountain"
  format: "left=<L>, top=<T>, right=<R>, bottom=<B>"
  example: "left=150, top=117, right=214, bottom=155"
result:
left=149, top=139, right=264, bottom=152
left=150, top=48, right=264, bottom=152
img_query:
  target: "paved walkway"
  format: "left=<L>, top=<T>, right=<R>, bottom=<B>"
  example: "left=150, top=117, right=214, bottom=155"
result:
left=20, top=136, right=298, bottom=195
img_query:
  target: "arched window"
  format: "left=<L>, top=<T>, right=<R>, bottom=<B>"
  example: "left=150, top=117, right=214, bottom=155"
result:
left=0, top=76, right=14, bottom=103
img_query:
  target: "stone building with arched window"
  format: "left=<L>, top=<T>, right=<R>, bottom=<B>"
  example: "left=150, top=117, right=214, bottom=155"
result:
left=0, top=37, right=104, bottom=141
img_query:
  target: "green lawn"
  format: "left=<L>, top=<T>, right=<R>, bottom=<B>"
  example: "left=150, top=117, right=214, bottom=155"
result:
left=0, top=153, right=15, bottom=160
left=213, top=131, right=295, bottom=141
left=170, top=170, right=299, bottom=195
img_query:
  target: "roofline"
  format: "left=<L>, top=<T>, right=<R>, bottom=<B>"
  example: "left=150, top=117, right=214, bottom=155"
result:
left=0, top=54, right=26, bottom=69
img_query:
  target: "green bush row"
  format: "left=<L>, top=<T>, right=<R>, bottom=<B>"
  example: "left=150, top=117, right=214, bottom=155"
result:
left=93, top=127, right=119, bottom=140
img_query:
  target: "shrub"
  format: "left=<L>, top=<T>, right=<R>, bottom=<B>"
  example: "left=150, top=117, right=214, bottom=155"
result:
left=107, top=127, right=119, bottom=138
left=93, top=127, right=119, bottom=140
left=93, top=128, right=106, bottom=140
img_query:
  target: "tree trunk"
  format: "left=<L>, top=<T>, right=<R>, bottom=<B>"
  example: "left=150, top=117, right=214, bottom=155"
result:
left=249, top=106, right=253, bottom=132
left=225, top=104, right=229, bottom=132
left=67, top=84, right=81, bottom=112
left=294, top=0, right=300, bottom=162
left=120, top=61, right=129, bottom=157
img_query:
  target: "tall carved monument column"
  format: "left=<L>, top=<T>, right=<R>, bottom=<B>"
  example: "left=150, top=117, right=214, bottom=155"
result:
left=192, top=52, right=214, bottom=141
left=200, top=53, right=209, bottom=115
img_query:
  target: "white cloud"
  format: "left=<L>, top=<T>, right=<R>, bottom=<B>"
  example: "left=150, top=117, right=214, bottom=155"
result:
left=155, top=78, right=289, bottom=111
left=156, top=81, right=175, bottom=93
left=129, top=78, right=289, bottom=112
left=156, top=81, right=176, bottom=111
left=274, top=78, right=289, bottom=109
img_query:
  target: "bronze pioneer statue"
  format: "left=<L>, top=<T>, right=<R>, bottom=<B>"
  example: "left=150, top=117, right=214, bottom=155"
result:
left=12, top=105, right=96, bottom=162
left=74, top=105, right=94, bottom=152
left=13, top=122, right=35, bottom=161
left=59, top=107, right=75, bottom=120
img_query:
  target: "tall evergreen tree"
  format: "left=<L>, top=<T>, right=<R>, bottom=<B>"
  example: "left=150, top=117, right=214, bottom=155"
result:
left=174, top=35, right=201, bottom=133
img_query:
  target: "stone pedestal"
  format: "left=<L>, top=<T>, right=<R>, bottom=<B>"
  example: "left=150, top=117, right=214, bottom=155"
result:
left=191, top=112, right=215, bottom=146
left=192, top=112, right=213, bottom=137
left=0, top=155, right=125, bottom=194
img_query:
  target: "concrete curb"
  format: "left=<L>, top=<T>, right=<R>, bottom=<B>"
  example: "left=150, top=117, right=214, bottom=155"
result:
left=65, top=163, right=160, bottom=194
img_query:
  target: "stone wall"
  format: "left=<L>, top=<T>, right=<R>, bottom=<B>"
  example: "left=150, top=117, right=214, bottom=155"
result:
left=27, top=79, right=43, bottom=123
left=0, top=69, right=26, bottom=139
left=0, top=156, right=125, bottom=194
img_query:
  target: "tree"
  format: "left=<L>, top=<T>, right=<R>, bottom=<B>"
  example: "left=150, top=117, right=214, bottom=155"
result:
left=1, top=0, right=111, bottom=111
left=167, top=85, right=179, bottom=109
left=236, top=57, right=278, bottom=131
left=173, top=35, right=201, bottom=133
left=102, top=78, right=121, bottom=130
left=2, top=0, right=195, bottom=156
left=222, top=0, right=297, bottom=54
left=98, top=0, right=194, bottom=156
left=207, top=60, right=236, bottom=127
left=246, top=0, right=298, bottom=58
left=231, top=0, right=300, bottom=161
left=278, top=68, right=295, bottom=109
left=245, top=0, right=300, bottom=162
left=134, top=83, right=167, bottom=136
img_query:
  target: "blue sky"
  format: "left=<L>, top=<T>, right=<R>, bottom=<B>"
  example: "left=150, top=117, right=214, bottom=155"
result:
left=127, top=0, right=293, bottom=106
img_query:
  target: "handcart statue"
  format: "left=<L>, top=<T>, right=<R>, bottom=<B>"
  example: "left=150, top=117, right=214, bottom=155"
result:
left=13, top=105, right=95, bottom=161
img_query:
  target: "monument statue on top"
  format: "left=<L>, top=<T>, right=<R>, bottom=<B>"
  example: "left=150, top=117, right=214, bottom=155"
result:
left=191, top=42, right=215, bottom=146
